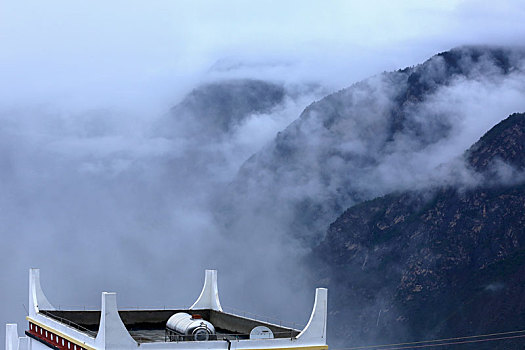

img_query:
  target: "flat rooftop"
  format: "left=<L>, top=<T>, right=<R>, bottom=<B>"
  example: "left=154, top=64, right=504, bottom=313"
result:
left=40, top=309, right=301, bottom=343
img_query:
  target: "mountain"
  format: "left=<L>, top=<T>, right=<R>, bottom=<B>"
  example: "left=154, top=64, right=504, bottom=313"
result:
left=229, top=46, right=525, bottom=243
left=311, top=113, right=525, bottom=349
left=154, top=78, right=326, bottom=185
left=204, top=49, right=525, bottom=346
left=168, top=79, right=286, bottom=138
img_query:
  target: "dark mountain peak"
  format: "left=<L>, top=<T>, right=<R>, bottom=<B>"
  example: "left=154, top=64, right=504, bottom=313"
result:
left=437, top=46, right=516, bottom=75
left=467, top=112, right=525, bottom=172
left=404, top=46, right=523, bottom=103
left=274, top=46, right=524, bottom=151
left=171, top=79, right=286, bottom=136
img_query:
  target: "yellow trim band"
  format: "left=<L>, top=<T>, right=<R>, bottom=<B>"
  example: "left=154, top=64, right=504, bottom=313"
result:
left=243, top=346, right=328, bottom=350
left=26, top=316, right=97, bottom=350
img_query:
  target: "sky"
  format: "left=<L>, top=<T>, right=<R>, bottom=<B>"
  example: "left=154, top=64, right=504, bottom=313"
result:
left=1, top=0, right=525, bottom=345
left=2, top=0, right=525, bottom=111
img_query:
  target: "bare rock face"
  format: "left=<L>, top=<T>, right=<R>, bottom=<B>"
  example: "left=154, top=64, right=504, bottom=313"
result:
left=312, top=113, right=525, bottom=349
left=467, top=113, right=525, bottom=173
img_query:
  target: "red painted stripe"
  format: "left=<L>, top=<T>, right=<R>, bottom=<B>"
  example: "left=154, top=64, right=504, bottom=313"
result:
left=28, top=323, right=86, bottom=350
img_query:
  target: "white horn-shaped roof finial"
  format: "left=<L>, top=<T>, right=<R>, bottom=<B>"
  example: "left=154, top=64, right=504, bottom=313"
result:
left=29, top=268, right=55, bottom=316
left=95, top=292, right=137, bottom=349
left=297, top=288, right=327, bottom=343
left=190, top=269, right=222, bottom=311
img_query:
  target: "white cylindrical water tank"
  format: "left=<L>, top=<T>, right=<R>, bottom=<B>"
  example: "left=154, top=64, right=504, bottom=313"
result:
left=166, top=313, right=215, bottom=341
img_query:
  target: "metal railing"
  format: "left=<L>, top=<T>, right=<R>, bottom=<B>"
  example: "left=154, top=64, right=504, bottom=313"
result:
left=40, top=311, right=98, bottom=337
left=221, top=306, right=305, bottom=331
left=54, top=305, right=99, bottom=311
left=53, top=305, right=190, bottom=311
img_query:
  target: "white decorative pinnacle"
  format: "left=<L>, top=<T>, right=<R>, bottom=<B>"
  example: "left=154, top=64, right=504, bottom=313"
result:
left=297, top=288, right=328, bottom=343
left=190, top=269, right=223, bottom=311
left=28, top=268, right=55, bottom=316
left=95, top=292, right=137, bottom=350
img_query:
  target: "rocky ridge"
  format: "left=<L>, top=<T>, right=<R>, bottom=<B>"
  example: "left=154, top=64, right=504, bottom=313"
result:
left=312, top=113, right=525, bottom=349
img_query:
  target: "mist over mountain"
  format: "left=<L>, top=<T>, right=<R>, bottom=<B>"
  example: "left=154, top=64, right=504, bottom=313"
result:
left=223, top=46, right=525, bottom=245
left=203, top=47, right=525, bottom=347
left=156, top=78, right=325, bottom=183
left=311, top=113, right=525, bottom=348
left=167, top=79, right=286, bottom=138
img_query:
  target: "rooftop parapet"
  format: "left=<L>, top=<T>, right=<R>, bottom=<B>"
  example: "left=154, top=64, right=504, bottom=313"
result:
left=19, top=268, right=328, bottom=349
